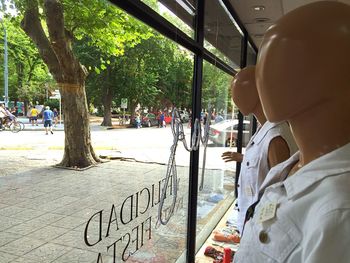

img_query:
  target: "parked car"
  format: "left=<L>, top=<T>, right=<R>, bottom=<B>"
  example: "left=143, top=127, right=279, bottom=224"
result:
left=209, top=119, right=250, bottom=147
left=141, top=113, right=159, bottom=127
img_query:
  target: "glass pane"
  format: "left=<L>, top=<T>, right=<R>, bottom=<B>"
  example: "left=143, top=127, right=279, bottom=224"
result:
left=140, top=0, right=195, bottom=39
left=247, top=43, right=257, bottom=66
left=195, top=61, right=236, bottom=254
left=195, top=63, right=254, bottom=261
left=204, top=1, right=242, bottom=70
left=0, top=3, right=194, bottom=262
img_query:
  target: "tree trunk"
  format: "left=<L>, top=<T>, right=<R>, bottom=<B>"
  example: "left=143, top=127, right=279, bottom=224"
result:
left=21, top=0, right=100, bottom=168
left=59, top=82, right=99, bottom=168
left=101, top=94, right=113, bottom=126
left=130, top=101, right=137, bottom=122
left=24, top=100, right=28, bottom=116
left=101, top=67, right=113, bottom=126
left=16, top=62, right=24, bottom=100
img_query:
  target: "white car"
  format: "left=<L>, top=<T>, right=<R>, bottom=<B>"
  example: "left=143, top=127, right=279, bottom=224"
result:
left=209, top=119, right=250, bottom=147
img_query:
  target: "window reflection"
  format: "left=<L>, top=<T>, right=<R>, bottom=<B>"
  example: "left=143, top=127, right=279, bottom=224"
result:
left=204, top=1, right=242, bottom=69
left=141, top=0, right=195, bottom=38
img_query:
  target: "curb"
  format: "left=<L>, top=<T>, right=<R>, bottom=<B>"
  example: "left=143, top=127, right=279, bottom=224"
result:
left=0, top=147, right=34, bottom=150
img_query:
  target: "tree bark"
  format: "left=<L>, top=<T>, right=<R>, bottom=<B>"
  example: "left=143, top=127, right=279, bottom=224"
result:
left=101, top=68, right=113, bottom=126
left=101, top=93, right=113, bottom=126
left=15, top=61, right=24, bottom=102
left=59, top=82, right=99, bottom=167
left=21, top=0, right=100, bottom=168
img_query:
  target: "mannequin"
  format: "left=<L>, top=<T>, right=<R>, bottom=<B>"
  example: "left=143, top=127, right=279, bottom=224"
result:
left=235, top=2, right=350, bottom=262
left=221, top=66, right=296, bottom=235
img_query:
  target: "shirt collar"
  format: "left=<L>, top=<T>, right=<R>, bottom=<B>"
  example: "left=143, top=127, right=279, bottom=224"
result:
left=259, top=152, right=299, bottom=191
left=283, top=142, right=350, bottom=199
left=251, top=121, right=280, bottom=145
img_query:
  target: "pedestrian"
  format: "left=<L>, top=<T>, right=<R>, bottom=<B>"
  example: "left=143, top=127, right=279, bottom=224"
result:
left=160, top=111, right=165, bottom=128
left=29, top=106, right=39, bottom=126
left=53, top=108, right=59, bottom=127
left=203, top=111, right=208, bottom=125
left=135, top=112, right=141, bottom=129
left=42, top=106, right=54, bottom=135
left=187, top=110, right=192, bottom=128
left=157, top=110, right=161, bottom=128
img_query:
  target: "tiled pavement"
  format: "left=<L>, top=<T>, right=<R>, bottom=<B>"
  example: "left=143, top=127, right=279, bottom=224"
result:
left=0, top=159, right=234, bottom=263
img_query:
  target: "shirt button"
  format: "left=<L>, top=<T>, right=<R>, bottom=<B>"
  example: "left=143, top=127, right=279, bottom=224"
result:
left=237, top=184, right=240, bottom=187
left=259, top=231, right=269, bottom=244
left=247, top=161, right=250, bottom=166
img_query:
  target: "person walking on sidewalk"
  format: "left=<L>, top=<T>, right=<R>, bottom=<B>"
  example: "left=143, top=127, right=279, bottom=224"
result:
left=43, top=106, right=54, bottom=135
left=53, top=108, right=59, bottom=127
left=29, top=106, right=39, bottom=126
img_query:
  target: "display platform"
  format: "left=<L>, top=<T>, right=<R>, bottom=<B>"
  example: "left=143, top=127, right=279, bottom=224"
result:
left=195, top=201, right=239, bottom=262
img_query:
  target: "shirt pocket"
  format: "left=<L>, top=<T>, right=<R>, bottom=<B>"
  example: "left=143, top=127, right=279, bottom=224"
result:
left=252, top=216, right=301, bottom=263
left=244, top=157, right=259, bottom=197
left=245, top=156, right=259, bottom=170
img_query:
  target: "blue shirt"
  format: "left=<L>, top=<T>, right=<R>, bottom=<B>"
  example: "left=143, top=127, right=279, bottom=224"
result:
left=43, top=110, right=53, bottom=121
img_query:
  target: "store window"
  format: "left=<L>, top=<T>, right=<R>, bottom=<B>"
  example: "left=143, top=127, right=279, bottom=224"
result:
left=194, top=61, right=236, bottom=254
left=0, top=2, right=195, bottom=262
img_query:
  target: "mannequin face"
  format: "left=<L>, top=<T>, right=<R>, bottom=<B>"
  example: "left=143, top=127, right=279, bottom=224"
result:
left=256, top=2, right=350, bottom=122
left=231, top=66, right=259, bottom=116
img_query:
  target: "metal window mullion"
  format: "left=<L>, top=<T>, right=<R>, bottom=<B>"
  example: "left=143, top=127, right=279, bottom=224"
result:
left=235, top=35, right=247, bottom=198
left=186, top=0, right=205, bottom=262
left=203, top=50, right=236, bottom=75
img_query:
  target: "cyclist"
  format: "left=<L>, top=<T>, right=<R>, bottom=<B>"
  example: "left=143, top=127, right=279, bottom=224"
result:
left=0, top=103, right=8, bottom=130
left=4, top=107, right=15, bottom=121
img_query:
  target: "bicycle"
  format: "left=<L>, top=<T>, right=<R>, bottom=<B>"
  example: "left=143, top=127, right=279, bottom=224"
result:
left=1, top=117, right=24, bottom=133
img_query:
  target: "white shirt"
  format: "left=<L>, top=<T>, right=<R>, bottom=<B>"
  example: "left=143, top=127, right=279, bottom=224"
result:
left=0, top=107, right=6, bottom=118
left=236, top=121, right=297, bottom=233
left=235, top=142, right=350, bottom=263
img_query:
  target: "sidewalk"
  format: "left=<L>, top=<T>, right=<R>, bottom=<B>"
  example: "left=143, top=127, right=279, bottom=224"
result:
left=0, top=150, right=235, bottom=262
left=0, top=117, right=236, bottom=261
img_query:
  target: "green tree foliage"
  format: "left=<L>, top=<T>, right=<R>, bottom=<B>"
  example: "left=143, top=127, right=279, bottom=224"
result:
left=202, top=61, right=232, bottom=114
left=75, top=31, right=193, bottom=122
left=5, top=0, right=231, bottom=122
left=0, top=15, right=53, bottom=105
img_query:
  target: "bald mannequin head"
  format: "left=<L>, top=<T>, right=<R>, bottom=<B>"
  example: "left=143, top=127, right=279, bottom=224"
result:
left=231, top=66, right=259, bottom=116
left=256, top=1, right=350, bottom=122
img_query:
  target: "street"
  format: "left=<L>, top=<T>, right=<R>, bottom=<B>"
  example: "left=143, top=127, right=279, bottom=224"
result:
left=0, top=120, right=236, bottom=172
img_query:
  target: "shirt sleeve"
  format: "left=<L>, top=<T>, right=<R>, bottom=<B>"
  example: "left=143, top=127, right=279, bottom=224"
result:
left=303, top=209, right=350, bottom=263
